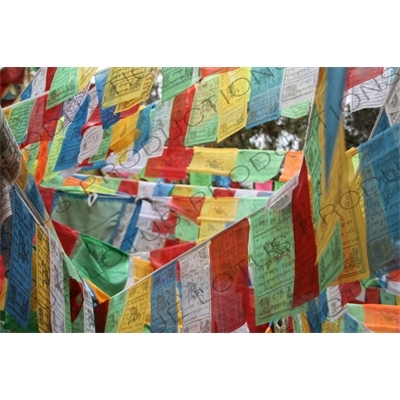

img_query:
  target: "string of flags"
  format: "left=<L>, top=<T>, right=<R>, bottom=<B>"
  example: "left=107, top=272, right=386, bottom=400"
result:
left=0, top=66, right=399, bottom=333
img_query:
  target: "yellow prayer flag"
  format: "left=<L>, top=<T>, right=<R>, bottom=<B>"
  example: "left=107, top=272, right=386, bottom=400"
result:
left=300, top=313, right=310, bottom=333
left=43, top=118, right=64, bottom=181
left=199, top=221, right=226, bottom=239
left=115, top=147, right=130, bottom=166
left=173, top=185, right=194, bottom=197
left=3, top=108, right=11, bottom=120
left=322, top=319, right=340, bottom=333
left=31, top=249, right=37, bottom=312
left=102, top=67, right=158, bottom=109
left=16, top=159, right=30, bottom=190
left=176, top=288, right=183, bottom=333
left=187, top=147, right=238, bottom=176
left=78, top=67, right=98, bottom=92
left=217, top=68, right=250, bottom=142
left=354, top=173, right=365, bottom=219
left=29, top=160, right=38, bottom=176
left=115, top=98, right=139, bottom=113
left=311, top=68, right=350, bottom=260
left=35, top=225, right=52, bottom=333
left=329, top=150, right=370, bottom=285
left=118, top=277, right=152, bottom=333
left=0, top=280, right=8, bottom=311
left=44, top=210, right=52, bottom=230
left=21, top=147, right=29, bottom=164
left=133, top=257, right=153, bottom=282
left=77, top=176, right=117, bottom=195
left=109, top=110, right=140, bottom=153
left=197, top=197, right=239, bottom=223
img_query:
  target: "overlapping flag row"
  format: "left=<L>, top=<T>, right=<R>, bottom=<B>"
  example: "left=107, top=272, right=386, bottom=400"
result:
left=37, top=181, right=271, bottom=250
left=3, top=67, right=395, bottom=189
left=22, top=140, right=302, bottom=187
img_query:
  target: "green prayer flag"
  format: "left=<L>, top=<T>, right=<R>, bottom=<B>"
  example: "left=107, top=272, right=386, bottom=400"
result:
left=185, top=75, right=219, bottom=146
left=89, top=128, right=112, bottom=163
left=235, top=197, right=268, bottom=220
left=175, top=215, right=199, bottom=242
left=318, top=221, right=344, bottom=291
left=280, top=99, right=311, bottom=119
left=161, top=67, right=200, bottom=102
left=27, top=143, right=40, bottom=171
left=380, top=289, right=396, bottom=305
left=47, top=67, right=79, bottom=109
left=249, top=207, right=306, bottom=325
left=190, top=173, right=212, bottom=186
left=72, top=234, right=130, bottom=297
left=8, top=98, right=35, bottom=143
left=105, top=290, right=128, bottom=332
left=2, top=312, right=39, bottom=333
left=273, top=181, right=285, bottom=191
left=231, top=150, right=284, bottom=183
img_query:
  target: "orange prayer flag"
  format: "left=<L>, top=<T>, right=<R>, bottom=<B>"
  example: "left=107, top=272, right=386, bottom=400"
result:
left=33, top=141, right=49, bottom=185
left=279, top=151, right=303, bottom=183
left=364, top=304, right=400, bottom=333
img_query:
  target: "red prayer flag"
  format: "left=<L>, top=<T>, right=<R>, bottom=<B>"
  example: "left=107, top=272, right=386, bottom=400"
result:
left=168, top=195, right=205, bottom=223
left=117, top=179, right=139, bottom=195
left=163, top=238, right=181, bottom=248
left=119, top=103, right=140, bottom=119
left=345, top=67, right=384, bottom=90
left=150, top=242, right=196, bottom=270
left=52, top=219, right=79, bottom=257
left=365, top=287, right=381, bottom=304
left=286, top=316, right=294, bottom=333
left=210, top=219, right=250, bottom=333
left=38, top=186, right=56, bottom=215
left=145, top=147, right=194, bottom=181
left=23, top=94, right=63, bottom=147
left=0, top=67, right=25, bottom=86
left=93, top=298, right=109, bottom=333
left=339, top=280, right=362, bottom=306
left=81, top=104, right=102, bottom=134
left=69, top=277, right=84, bottom=322
left=45, top=67, right=57, bottom=91
left=0, top=67, right=25, bottom=98
left=292, top=161, right=319, bottom=307
left=152, top=211, right=178, bottom=236
left=388, top=269, right=400, bottom=283
left=212, top=187, right=236, bottom=197
left=168, top=86, right=196, bottom=148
